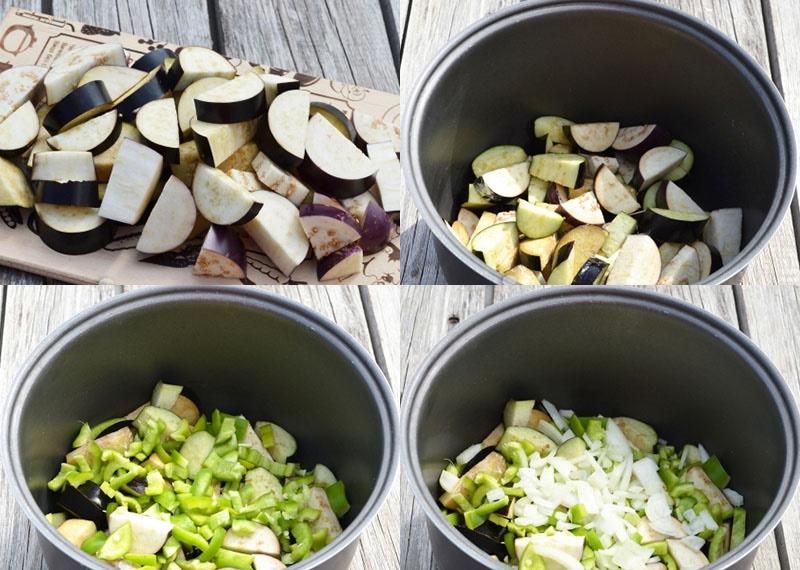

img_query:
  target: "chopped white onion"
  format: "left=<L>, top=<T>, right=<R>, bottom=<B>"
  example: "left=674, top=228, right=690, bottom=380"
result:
left=439, top=469, right=459, bottom=493
left=560, top=409, right=575, bottom=419
left=698, top=444, right=710, bottom=463
left=697, top=509, right=718, bottom=532
left=456, top=443, right=482, bottom=466
left=537, top=419, right=566, bottom=444
left=542, top=400, right=568, bottom=431
left=632, top=457, right=666, bottom=495
left=605, top=420, right=633, bottom=460
left=678, top=445, right=689, bottom=469
left=486, top=488, right=505, bottom=503
left=681, top=535, right=706, bottom=551
left=535, top=545, right=584, bottom=570
left=724, top=488, right=745, bottom=507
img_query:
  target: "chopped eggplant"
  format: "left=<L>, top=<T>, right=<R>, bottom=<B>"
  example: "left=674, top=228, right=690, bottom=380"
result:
left=176, top=76, right=228, bottom=139
left=516, top=199, right=564, bottom=239
left=659, top=241, right=682, bottom=267
left=192, top=117, right=260, bottom=167
left=368, top=141, right=402, bottom=213
left=165, top=46, right=237, bottom=92
left=703, top=208, right=742, bottom=264
left=594, top=165, right=640, bottom=214
left=472, top=145, right=528, bottom=178
left=519, top=234, right=557, bottom=270
left=480, top=161, right=530, bottom=199
left=131, top=48, right=177, bottom=73
left=116, top=67, right=172, bottom=121
left=530, top=154, right=585, bottom=189
left=310, top=102, right=356, bottom=141
left=245, top=190, right=309, bottom=277
left=57, top=483, right=111, bottom=529
left=317, top=244, right=364, bottom=281
left=194, top=72, right=267, bottom=124
left=457, top=208, right=480, bottom=238
left=693, top=240, right=722, bottom=280
left=666, top=140, right=694, bottom=181
left=600, top=212, right=637, bottom=257
left=78, top=65, right=147, bottom=102
left=641, top=208, right=709, bottom=243
left=108, top=508, right=173, bottom=556
left=572, top=255, right=610, bottom=285
left=635, top=145, right=687, bottom=190
left=94, top=122, right=142, bottom=181
left=47, top=109, right=121, bottom=155
left=45, top=43, right=126, bottom=105
left=251, top=151, right=310, bottom=206
left=135, top=97, right=180, bottom=164
left=0, top=65, right=47, bottom=123
left=605, top=234, right=661, bottom=285
left=359, top=201, right=393, bottom=254
left=35, top=203, right=114, bottom=254
left=300, top=113, right=376, bottom=199
left=584, top=155, right=619, bottom=177
left=352, top=110, right=401, bottom=154
left=504, top=264, right=544, bottom=284
left=228, top=168, right=263, bottom=191
left=193, top=225, right=248, bottom=279
left=534, top=116, right=573, bottom=142
left=559, top=192, right=605, bottom=226
left=43, top=81, right=113, bottom=133
left=99, top=139, right=164, bottom=225
left=0, top=101, right=39, bottom=156
left=568, top=122, right=619, bottom=153
left=555, top=225, right=608, bottom=275
left=257, top=89, right=310, bottom=170
left=259, top=72, right=301, bottom=105
left=658, top=244, right=700, bottom=285
left=470, top=221, right=518, bottom=273
left=655, top=180, right=705, bottom=214
left=612, top=124, right=671, bottom=156
left=192, top=164, right=260, bottom=226
left=299, top=204, right=362, bottom=259
left=137, top=176, right=196, bottom=254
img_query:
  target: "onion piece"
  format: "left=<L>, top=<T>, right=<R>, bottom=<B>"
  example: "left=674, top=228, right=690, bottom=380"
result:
left=632, top=457, right=666, bottom=496
left=456, top=444, right=482, bottom=466
left=541, top=400, right=568, bottom=431
left=698, top=444, right=710, bottom=463
left=681, top=535, right=706, bottom=551
left=537, top=420, right=566, bottom=445
left=723, top=488, right=744, bottom=507
left=439, top=470, right=458, bottom=493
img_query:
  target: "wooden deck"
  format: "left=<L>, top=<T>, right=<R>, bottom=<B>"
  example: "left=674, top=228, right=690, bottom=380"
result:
left=400, top=0, right=800, bottom=285
left=0, top=0, right=401, bottom=284
left=0, top=285, right=401, bottom=570
left=401, top=284, right=800, bottom=569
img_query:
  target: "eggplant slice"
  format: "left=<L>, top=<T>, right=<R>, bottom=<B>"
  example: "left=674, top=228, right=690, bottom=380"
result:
left=0, top=101, right=39, bottom=156
left=43, top=81, right=113, bottom=133
left=98, top=139, right=164, bottom=225
left=47, top=109, right=121, bottom=155
left=177, top=76, right=228, bottom=139
left=35, top=203, right=115, bottom=255
left=132, top=48, right=177, bottom=73
left=258, top=89, right=310, bottom=171
left=192, top=117, right=259, bottom=167
left=116, top=67, right=172, bottom=121
left=310, top=102, right=356, bottom=141
left=258, top=72, right=301, bottom=104
left=0, top=65, right=47, bottom=123
left=166, top=46, right=237, bottom=92
left=78, top=66, right=147, bottom=102
left=44, top=43, right=126, bottom=105
left=194, top=72, right=266, bottom=124
left=136, top=98, right=180, bottom=164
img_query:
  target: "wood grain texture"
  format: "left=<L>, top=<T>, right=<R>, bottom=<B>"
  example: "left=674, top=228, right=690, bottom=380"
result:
left=216, top=0, right=398, bottom=92
left=0, top=285, right=399, bottom=570
left=400, top=0, right=800, bottom=285
left=400, top=285, right=790, bottom=569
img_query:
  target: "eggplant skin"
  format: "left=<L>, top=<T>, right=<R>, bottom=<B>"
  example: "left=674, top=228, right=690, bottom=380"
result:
left=195, top=93, right=266, bottom=124
left=639, top=210, right=706, bottom=243
left=35, top=181, right=101, bottom=207
left=43, top=81, right=112, bottom=133
left=35, top=213, right=115, bottom=255
left=255, top=123, right=303, bottom=172
left=298, top=156, right=376, bottom=200
left=117, top=69, right=171, bottom=121
left=132, top=48, right=177, bottom=73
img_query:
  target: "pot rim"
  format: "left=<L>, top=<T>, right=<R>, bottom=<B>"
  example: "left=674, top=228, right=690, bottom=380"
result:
left=402, top=287, right=800, bottom=569
left=402, top=0, right=797, bottom=285
left=1, top=286, right=399, bottom=570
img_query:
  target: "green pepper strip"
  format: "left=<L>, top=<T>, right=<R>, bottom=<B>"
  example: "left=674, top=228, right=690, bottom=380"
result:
left=80, top=531, right=107, bottom=555
left=172, top=526, right=210, bottom=551
left=199, top=527, right=226, bottom=562
left=731, top=508, right=746, bottom=549
left=663, top=554, right=678, bottom=570
left=499, top=442, right=528, bottom=469
left=703, top=455, right=731, bottom=489
left=72, top=423, right=93, bottom=448
left=215, top=548, right=254, bottom=570
left=290, top=522, right=313, bottom=562
left=325, top=481, right=350, bottom=517
left=644, top=541, right=668, bottom=556
left=708, top=524, right=730, bottom=562
left=464, top=496, right=509, bottom=530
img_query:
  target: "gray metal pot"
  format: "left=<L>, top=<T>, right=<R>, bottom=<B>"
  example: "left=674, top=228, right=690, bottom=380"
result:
left=2, top=287, right=399, bottom=570
left=402, top=288, right=800, bottom=569
left=403, top=0, right=796, bottom=284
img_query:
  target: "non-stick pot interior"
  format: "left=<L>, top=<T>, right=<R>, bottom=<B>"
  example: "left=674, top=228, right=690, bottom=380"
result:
left=413, top=297, right=789, bottom=535
left=15, top=295, right=386, bottom=527
left=414, top=3, right=783, bottom=263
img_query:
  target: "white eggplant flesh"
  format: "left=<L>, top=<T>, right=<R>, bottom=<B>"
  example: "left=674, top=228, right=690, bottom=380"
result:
left=594, top=165, right=639, bottom=214
left=606, top=234, right=661, bottom=285
left=367, top=141, right=402, bottom=212
left=0, top=157, right=33, bottom=207
left=0, top=65, right=47, bottom=123
left=251, top=151, right=310, bottom=206
left=137, top=176, right=197, bottom=254
left=308, top=487, right=343, bottom=540
left=168, top=46, right=237, bottom=92
left=703, top=208, right=742, bottom=265
left=637, top=146, right=687, bottom=189
left=32, top=151, right=96, bottom=182
left=569, top=122, right=619, bottom=153
left=192, top=164, right=258, bottom=225
left=223, top=523, right=280, bottom=556
left=259, top=72, right=300, bottom=104
left=136, top=97, right=180, bottom=163
left=353, top=110, right=401, bottom=154
left=94, top=122, right=141, bottom=181
left=177, top=76, right=227, bottom=138
left=253, top=555, right=287, bottom=570
left=0, top=100, right=39, bottom=156
left=78, top=65, right=146, bottom=101
left=192, top=117, right=259, bottom=167
left=194, top=72, right=266, bottom=123
left=260, top=89, right=310, bottom=169
left=47, top=109, right=120, bottom=155
left=45, top=43, right=126, bottom=105
left=657, top=244, right=700, bottom=285
left=245, top=190, right=310, bottom=277
left=99, top=139, right=164, bottom=225
left=108, top=508, right=173, bottom=555
left=666, top=539, right=710, bottom=569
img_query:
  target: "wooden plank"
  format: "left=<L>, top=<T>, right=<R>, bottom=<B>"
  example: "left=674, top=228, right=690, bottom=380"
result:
left=736, top=286, right=800, bottom=569
left=0, top=285, right=119, bottom=570
left=400, top=285, right=786, bottom=569
left=51, top=0, right=212, bottom=46
left=216, top=0, right=398, bottom=93
left=400, top=0, right=800, bottom=284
